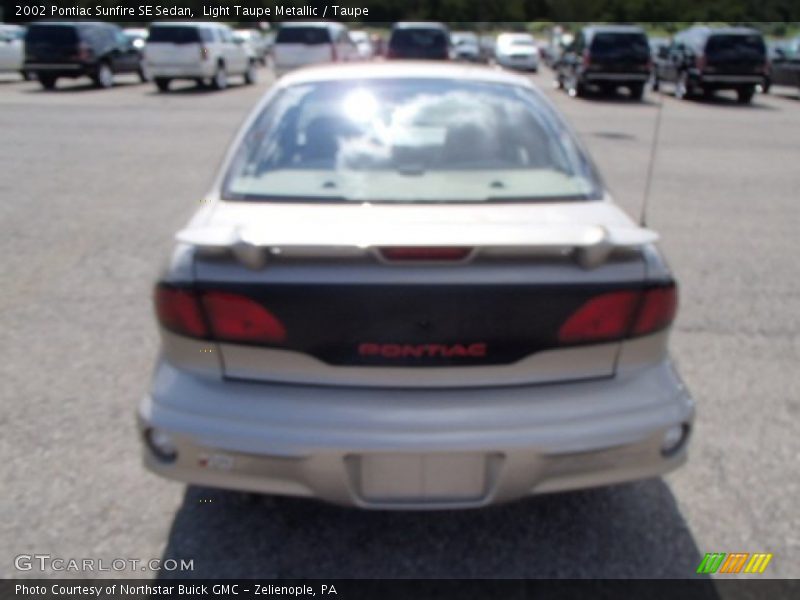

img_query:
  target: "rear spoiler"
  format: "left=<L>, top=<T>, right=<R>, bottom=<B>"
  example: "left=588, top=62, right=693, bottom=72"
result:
left=175, top=224, right=659, bottom=269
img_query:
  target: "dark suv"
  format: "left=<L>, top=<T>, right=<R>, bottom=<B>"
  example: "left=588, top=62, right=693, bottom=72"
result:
left=24, top=22, right=146, bottom=90
left=653, top=27, right=767, bottom=103
left=387, top=22, right=452, bottom=60
left=556, top=25, right=651, bottom=100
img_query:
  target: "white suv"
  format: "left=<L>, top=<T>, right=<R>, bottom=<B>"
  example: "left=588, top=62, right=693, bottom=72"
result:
left=273, top=22, right=358, bottom=76
left=145, top=22, right=257, bottom=92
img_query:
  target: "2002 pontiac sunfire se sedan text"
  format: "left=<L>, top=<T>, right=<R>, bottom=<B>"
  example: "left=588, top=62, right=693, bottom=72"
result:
left=138, top=62, right=694, bottom=509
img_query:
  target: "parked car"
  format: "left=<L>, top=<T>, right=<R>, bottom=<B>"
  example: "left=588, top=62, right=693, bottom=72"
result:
left=556, top=25, right=651, bottom=100
left=387, top=22, right=452, bottom=60
left=495, top=33, right=540, bottom=71
left=24, top=22, right=146, bottom=90
left=139, top=62, right=694, bottom=509
left=0, top=24, right=30, bottom=79
left=451, top=31, right=482, bottom=62
left=652, top=26, right=767, bottom=103
left=764, top=37, right=800, bottom=95
left=272, top=22, right=357, bottom=76
left=234, top=29, right=269, bottom=65
left=145, top=22, right=257, bottom=92
left=349, top=30, right=374, bottom=59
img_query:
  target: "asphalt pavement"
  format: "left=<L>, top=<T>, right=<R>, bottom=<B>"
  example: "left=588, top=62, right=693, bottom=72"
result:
left=0, top=67, right=797, bottom=579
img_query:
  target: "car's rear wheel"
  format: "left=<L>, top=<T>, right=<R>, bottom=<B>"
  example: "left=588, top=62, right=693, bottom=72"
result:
left=244, top=60, right=257, bottom=85
left=155, top=77, right=171, bottom=92
left=737, top=86, right=755, bottom=104
left=92, top=62, right=114, bottom=89
left=211, top=64, right=228, bottom=90
left=38, top=75, right=57, bottom=90
left=629, top=83, right=645, bottom=100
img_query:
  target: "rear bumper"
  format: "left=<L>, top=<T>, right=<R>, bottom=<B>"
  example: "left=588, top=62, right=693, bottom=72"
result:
left=138, top=359, right=694, bottom=509
left=699, top=73, right=764, bottom=86
left=496, top=55, right=539, bottom=69
left=583, top=72, right=650, bottom=83
left=25, top=62, right=89, bottom=77
left=147, top=63, right=215, bottom=79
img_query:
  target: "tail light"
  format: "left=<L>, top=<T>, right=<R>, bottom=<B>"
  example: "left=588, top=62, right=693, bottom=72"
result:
left=695, top=54, right=706, bottom=71
left=154, top=285, right=286, bottom=344
left=558, top=283, right=677, bottom=344
left=631, top=285, right=678, bottom=336
left=582, top=49, right=592, bottom=68
left=155, top=286, right=208, bottom=338
left=330, top=43, right=338, bottom=62
left=379, top=247, right=472, bottom=262
left=202, top=291, right=287, bottom=343
left=199, top=45, right=209, bottom=61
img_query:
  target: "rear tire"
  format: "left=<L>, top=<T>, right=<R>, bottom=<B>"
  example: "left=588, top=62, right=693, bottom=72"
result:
left=736, top=86, right=755, bottom=104
left=92, top=62, right=114, bottom=89
left=155, top=77, right=171, bottom=92
left=39, top=75, right=57, bottom=90
left=629, top=83, right=645, bottom=100
left=211, top=63, right=228, bottom=90
left=243, top=60, right=257, bottom=85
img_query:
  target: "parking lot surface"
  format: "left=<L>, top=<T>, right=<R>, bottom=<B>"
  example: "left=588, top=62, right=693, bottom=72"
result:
left=0, top=70, right=797, bottom=578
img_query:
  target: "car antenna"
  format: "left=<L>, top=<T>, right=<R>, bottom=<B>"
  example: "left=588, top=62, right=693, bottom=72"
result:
left=640, top=76, right=666, bottom=227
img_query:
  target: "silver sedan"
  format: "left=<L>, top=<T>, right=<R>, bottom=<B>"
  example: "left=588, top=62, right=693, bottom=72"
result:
left=139, top=62, right=694, bottom=509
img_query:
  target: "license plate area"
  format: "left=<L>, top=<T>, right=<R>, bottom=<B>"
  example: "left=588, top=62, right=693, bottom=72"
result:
left=347, top=453, right=501, bottom=504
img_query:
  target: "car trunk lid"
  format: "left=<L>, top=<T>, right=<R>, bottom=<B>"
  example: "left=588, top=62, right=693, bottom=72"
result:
left=704, top=33, right=766, bottom=75
left=25, top=25, right=81, bottom=64
left=146, top=26, right=205, bottom=67
left=588, top=32, right=650, bottom=73
left=176, top=201, right=662, bottom=387
left=274, top=26, right=334, bottom=70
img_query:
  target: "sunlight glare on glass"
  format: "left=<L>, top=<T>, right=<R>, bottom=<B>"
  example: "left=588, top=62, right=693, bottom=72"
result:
left=342, top=89, right=379, bottom=123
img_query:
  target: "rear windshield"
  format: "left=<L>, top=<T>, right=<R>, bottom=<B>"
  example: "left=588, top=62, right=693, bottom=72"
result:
left=390, top=28, right=449, bottom=50
left=26, top=25, right=78, bottom=45
left=276, top=26, right=331, bottom=45
left=148, top=26, right=203, bottom=44
left=706, top=34, right=765, bottom=59
left=223, top=79, right=600, bottom=203
left=452, top=33, right=478, bottom=44
left=590, top=32, right=650, bottom=58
